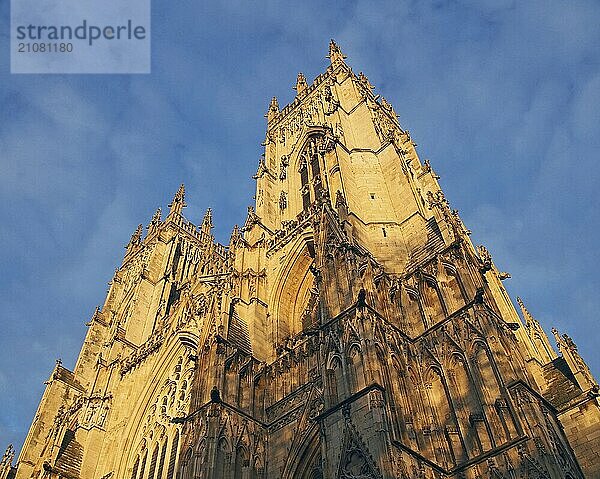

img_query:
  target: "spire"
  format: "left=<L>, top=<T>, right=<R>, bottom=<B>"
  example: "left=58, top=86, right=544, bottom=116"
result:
left=151, top=207, right=162, bottom=223
left=201, top=208, right=213, bottom=236
left=293, top=72, right=308, bottom=96
left=147, top=207, right=162, bottom=232
left=551, top=327, right=561, bottom=346
left=516, top=297, right=535, bottom=327
left=266, top=96, right=279, bottom=123
left=230, top=224, right=240, bottom=240
left=168, top=183, right=186, bottom=216
left=244, top=206, right=260, bottom=231
left=327, top=39, right=347, bottom=64
left=229, top=224, right=241, bottom=251
left=552, top=327, right=597, bottom=391
left=126, top=224, right=143, bottom=252
left=517, top=297, right=556, bottom=364
left=0, top=444, right=15, bottom=471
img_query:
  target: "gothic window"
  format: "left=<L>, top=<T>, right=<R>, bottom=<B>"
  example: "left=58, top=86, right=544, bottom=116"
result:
left=130, top=456, right=140, bottom=479
left=215, top=438, right=229, bottom=479
left=421, top=277, right=447, bottom=326
left=474, top=346, right=501, bottom=405
left=298, top=135, right=326, bottom=212
left=157, top=441, right=168, bottom=479
left=193, top=440, right=206, bottom=476
left=148, top=444, right=159, bottom=479
left=309, top=146, right=322, bottom=195
left=399, top=285, right=426, bottom=332
left=253, top=375, right=265, bottom=417
left=347, top=345, right=366, bottom=392
left=139, top=449, right=148, bottom=479
left=442, top=264, right=467, bottom=312
left=299, top=156, right=311, bottom=211
left=446, top=354, right=482, bottom=458
left=327, top=356, right=342, bottom=404
left=238, top=371, right=251, bottom=410
left=279, top=191, right=287, bottom=211
left=251, top=457, right=263, bottom=479
left=180, top=447, right=193, bottom=479
left=309, top=468, right=323, bottom=479
left=473, top=345, right=507, bottom=447
left=165, top=431, right=179, bottom=479
left=426, top=368, right=459, bottom=467
left=234, top=446, right=249, bottom=479
left=171, top=242, right=182, bottom=277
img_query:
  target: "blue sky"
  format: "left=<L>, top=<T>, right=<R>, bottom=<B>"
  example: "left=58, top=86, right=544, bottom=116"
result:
left=1, top=0, right=599, bottom=454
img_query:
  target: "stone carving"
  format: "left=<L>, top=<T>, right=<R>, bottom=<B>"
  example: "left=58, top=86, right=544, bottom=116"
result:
left=120, top=334, right=164, bottom=375
left=337, top=423, right=382, bottom=479
left=323, top=82, right=339, bottom=115
left=147, top=207, right=162, bottom=233
left=279, top=191, right=287, bottom=211
left=358, top=72, right=374, bottom=92
left=279, top=155, right=289, bottom=180
left=0, top=444, right=15, bottom=475
left=477, top=245, right=493, bottom=274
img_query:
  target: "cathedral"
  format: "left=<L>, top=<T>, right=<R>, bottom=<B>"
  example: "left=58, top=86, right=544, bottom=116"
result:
left=3, top=41, right=600, bottom=479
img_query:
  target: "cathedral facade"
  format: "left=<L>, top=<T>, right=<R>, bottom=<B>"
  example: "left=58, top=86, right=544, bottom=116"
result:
left=3, top=41, right=600, bottom=479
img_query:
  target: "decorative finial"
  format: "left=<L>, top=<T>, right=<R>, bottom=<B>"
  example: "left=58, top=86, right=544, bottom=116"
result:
left=126, top=224, right=143, bottom=251
left=244, top=206, right=259, bottom=230
left=151, top=207, right=162, bottom=223
left=358, top=72, right=374, bottom=91
left=1, top=444, right=15, bottom=467
left=230, top=224, right=240, bottom=240
left=168, top=184, right=186, bottom=215
left=293, top=72, right=308, bottom=96
left=550, top=326, right=562, bottom=344
left=133, top=224, right=143, bottom=241
left=229, top=224, right=241, bottom=249
left=516, top=297, right=538, bottom=328
left=201, top=208, right=213, bottom=235
left=147, top=207, right=162, bottom=232
left=327, top=39, right=347, bottom=64
left=266, top=96, right=279, bottom=123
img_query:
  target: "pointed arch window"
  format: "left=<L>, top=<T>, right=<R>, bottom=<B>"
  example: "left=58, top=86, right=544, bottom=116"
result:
left=234, top=446, right=249, bottom=479
left=156, top=440, right=168, bottom=479
left=139, top=450, right=148, bottom=479
left=165, top=431, right=179, bottom=479
left=130, top=456, right=140, bottom=479
left=215, top=438, right=228, bottom=479
left=298, top=135, right=326, bottom=212
left=299, top=156, right=311, bottom=211
left=148, top=444, right=159, bottom=479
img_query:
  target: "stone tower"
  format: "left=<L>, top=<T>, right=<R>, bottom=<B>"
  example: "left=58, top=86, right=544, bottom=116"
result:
left=6, top=41, right=600, bottom=479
